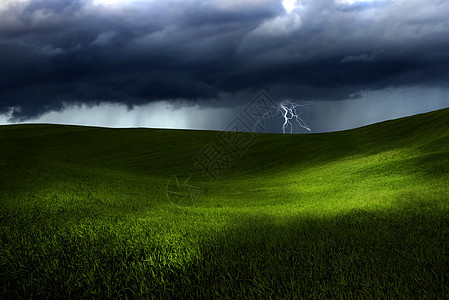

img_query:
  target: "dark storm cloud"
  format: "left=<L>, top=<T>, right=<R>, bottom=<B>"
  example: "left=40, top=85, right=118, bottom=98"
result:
left=1, top=0, right=449, bottom=119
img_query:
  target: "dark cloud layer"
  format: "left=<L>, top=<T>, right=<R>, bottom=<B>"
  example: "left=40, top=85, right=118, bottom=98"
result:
left=1, top=0, right=448, bottom=120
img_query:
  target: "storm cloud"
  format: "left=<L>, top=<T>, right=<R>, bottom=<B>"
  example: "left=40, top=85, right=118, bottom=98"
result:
left=1, top=0, right=449, bottom=121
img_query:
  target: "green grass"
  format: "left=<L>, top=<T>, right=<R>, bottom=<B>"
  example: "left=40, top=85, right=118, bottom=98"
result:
left=1, top=108, right=449, bottom=298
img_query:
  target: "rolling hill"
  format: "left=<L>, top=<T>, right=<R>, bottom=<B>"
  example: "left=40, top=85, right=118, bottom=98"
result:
left=1, top=108, right=448, bottom=298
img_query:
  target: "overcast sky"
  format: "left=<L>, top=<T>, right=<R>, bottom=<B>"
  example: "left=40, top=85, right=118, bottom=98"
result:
left=1, top=0, right=448, bottom=133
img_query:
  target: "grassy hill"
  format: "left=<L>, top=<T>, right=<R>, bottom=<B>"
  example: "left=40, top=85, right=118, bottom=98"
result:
left=1, top=108, right=448, bottom=298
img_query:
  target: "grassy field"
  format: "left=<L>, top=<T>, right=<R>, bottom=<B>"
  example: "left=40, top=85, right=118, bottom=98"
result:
left=1, top=108, right=448, bottom=298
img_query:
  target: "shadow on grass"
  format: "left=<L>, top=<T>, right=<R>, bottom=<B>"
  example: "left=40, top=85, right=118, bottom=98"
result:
left=180, top=207, right=448, bottom=298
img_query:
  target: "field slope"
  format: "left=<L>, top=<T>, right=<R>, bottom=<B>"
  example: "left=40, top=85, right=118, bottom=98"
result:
left=1, top=108, right=449, bottom=298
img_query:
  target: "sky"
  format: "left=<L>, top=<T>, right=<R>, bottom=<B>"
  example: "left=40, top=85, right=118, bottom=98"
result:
left=0, top=0, right=448, bottom=133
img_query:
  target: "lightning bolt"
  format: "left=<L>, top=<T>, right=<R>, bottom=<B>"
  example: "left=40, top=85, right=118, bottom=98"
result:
left=279, top=102, right=311, bottom=134
left=254, top=101, right=311, bottom=134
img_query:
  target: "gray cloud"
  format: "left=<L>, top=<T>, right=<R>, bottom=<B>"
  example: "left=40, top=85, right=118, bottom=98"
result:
left=91, top=30, right=117, bottom=46
left=340, top=51, right=379, bottom=64
left=0, top=0, right=449, bottom=121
